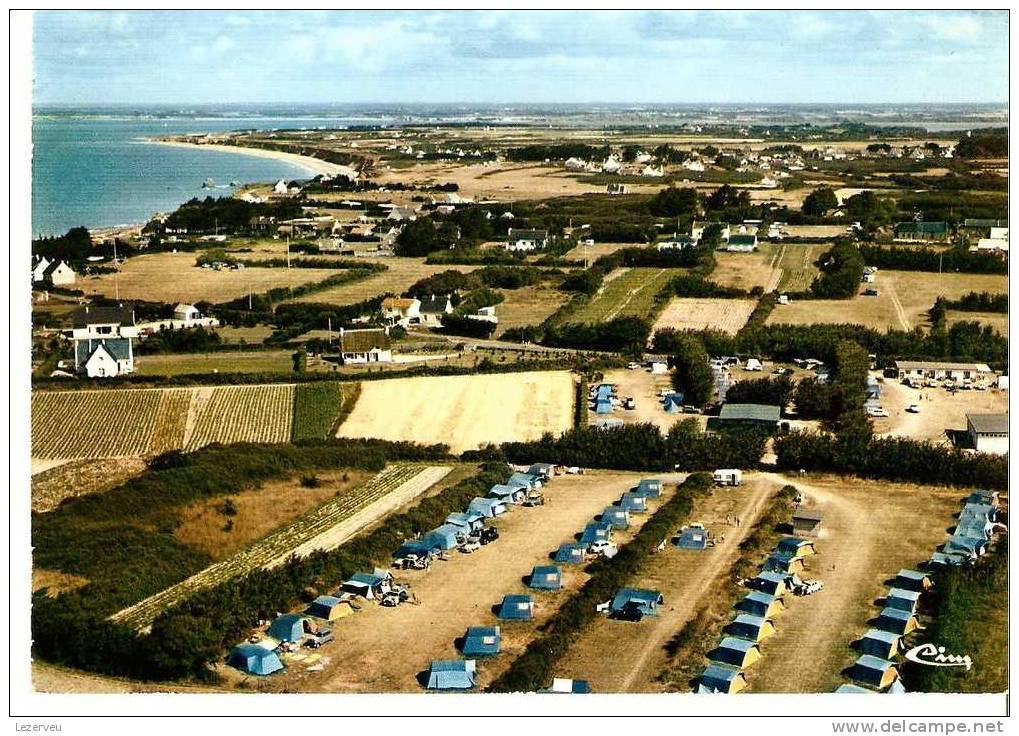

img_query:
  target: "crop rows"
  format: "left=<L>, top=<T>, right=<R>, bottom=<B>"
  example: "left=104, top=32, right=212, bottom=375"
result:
left=570, top=268, right=676, bottom=323
left=150, top=389, right=193, bottom=453
left=291, top=382, right=346, bottom=440
left=111, top=464, right=443, bottom=630
left=185, top=384, right=295, bottom=451
left=31, top=390, right=164, bottom=459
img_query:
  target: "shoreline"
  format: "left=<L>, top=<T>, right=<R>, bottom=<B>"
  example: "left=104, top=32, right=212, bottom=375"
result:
left=148, top=139, right=356, bottom=179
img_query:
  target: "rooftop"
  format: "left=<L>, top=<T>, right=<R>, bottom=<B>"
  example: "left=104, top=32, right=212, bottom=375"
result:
left=718, top=403, right=781, bottom=423
left=967, top=413, right=1009, bottom=435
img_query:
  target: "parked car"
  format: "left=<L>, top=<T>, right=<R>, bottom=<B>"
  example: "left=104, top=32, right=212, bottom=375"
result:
left=380, top=592, right=402, bottom=607
left=866, top=407, right=889, bottom=417
left=863, top=288, right=879, bottom=296
left=793, top=580, right=824, bottom=596
left=624, top=397, right=636, bottom=410
left=306, top=629, right=335, bottom=647
left=614, top=603, right=644, bottom=622
left=906, top=404, right=921, bottom=413
left=588, top=540, right=617, bottom=556
left=627, top=362, right=640, bottom=370
left=479, top=527, right=500, bottom=544
left=459, top=540, right=481, bottom=554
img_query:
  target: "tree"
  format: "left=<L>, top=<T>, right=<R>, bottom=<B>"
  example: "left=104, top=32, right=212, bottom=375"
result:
left=394, top=218, right=449, bottom=257
left=801, top=186, right=839, bottom=217
left=844, top=190, right=895, bottom=226
left=292, top=348, right=308, bottom=373
left=705, top=184, right=750, bottom=213
left=648, top=187, right=699, bottom=218
left=670, top=335, right=713, bottom=406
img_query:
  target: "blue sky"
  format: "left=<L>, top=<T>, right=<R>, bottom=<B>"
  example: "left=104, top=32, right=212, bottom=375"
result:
left=33, top=10, right=1009, bottom=105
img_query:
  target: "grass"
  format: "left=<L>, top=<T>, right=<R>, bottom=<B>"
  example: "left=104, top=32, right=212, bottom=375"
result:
left=775, top=243, right=824, bottom=292
left=494, top=285, right=571, bottom=337
left=569, top=268, right=678, bottom=323
left=134, top=350, right=297, bottom=376
left=291, top=382, right=346, bottom=440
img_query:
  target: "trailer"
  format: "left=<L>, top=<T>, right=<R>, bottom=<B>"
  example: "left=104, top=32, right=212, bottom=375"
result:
left=713, top=468, right=743, bottom=486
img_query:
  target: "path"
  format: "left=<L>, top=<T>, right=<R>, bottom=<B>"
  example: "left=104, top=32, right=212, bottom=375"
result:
left=886, top=280, right=912, bottom=331
left=765, top=243, right=786, bottom=293
left=605, top=268, right=667, bottom=321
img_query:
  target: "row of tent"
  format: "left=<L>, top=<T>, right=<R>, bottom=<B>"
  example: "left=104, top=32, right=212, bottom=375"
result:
left=593, top=382, right=616, bottom=415
left=396, top=464, right=556, bottom=559
left=834, top=489, right=1004, bottom=695
left=697, top=536, right=818, bottom=694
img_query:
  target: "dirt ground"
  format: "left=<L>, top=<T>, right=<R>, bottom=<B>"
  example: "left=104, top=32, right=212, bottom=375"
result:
left=85, top=251, right=341, bottom=303
left=553, top=473, right=784, bottom=692
left=288, top=257, right=480, bottom=306
left=653, top=297, right=757, bottom=335
left=562, top=242, right=634, bottom=263
left=242, top=471, right=688, bottom=693
left=767, top=271, right=1008, bottom=331
left=869, top=375, right=1008, bottom=443
left=336, top=371, right=575, bottom=452
left=744, top=473, right=966, bottom=693
left=589, top=368, right=693, bottom=434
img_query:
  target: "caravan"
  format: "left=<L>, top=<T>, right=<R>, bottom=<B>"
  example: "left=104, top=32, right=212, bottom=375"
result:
left=713, top=469, right=743, bottom=486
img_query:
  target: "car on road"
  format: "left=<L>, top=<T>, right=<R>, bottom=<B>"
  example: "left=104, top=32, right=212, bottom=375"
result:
left=906, top=404, right=921, bottom=413
left=866, top=407, right=889, bottom=417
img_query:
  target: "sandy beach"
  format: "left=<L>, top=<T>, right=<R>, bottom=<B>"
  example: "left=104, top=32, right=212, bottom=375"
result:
left=150, top=139, right=357, bottom=179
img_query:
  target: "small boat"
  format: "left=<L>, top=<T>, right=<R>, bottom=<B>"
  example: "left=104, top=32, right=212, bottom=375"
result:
left=201, top=177, right=215, bottom=188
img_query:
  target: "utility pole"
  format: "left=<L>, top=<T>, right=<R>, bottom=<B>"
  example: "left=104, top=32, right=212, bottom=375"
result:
left=327, top=317, right=332, bottom=345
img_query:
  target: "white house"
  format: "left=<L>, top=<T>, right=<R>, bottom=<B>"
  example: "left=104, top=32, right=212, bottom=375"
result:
left=173, top=303, right=201, bottom=323
left=504, top=228, right=548, bottom=252
left=274, top=179, right=289, bottom=195
left=601, top=156, right=622, bottom=174
left=656, top=235, right=697, bottom=251
left=641, top=166, right=664, bottom=178
left=419, top=295, right=453, bottom=326
left=44, top=260, right=76, bottom=286
left=564, top=157, right=588, bottom=172
left=337, top=328, right=393, bottom=365
left=31, top=255, right=52, bottom=283
left=682, top=159, right=706, bottom=173
left=966, top=413, right=1008, bottom=455
left=381, top=297, right=422, bottom=327
left=71, top=306, right=139, bottom=378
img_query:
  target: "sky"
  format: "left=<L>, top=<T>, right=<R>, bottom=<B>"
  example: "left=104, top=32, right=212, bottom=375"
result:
left=32, top=10, right=1009, bottom=105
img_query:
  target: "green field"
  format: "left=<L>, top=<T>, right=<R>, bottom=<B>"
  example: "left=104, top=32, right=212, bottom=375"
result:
left=291, top=382, right=348, bottom=440
left=134, top=350, right=295, bottom=376
left=569, top=268, right=677, bottom=323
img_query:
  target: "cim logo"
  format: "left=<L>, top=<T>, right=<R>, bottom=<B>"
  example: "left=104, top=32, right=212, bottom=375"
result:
left=904, top=643, right=973, bottom=671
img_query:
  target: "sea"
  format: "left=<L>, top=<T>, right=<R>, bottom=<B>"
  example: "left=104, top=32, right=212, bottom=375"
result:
left=31, top=103, right=1006, bottom=237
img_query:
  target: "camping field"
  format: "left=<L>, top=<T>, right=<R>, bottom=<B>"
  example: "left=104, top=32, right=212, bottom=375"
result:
left=568, top=268, right=677, bottom=324
left=335, top=370, right=575, bottom=452
left=653, top=297, right=757, bottom=335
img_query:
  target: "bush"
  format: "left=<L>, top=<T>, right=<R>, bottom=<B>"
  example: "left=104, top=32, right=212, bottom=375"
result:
left=670, top=335, right=714, bottom=406
left=811, top=241, right=865, bottom=299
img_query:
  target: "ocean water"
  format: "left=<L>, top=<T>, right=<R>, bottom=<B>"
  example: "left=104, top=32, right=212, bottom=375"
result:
left=31, top=115, right=357, bottom=237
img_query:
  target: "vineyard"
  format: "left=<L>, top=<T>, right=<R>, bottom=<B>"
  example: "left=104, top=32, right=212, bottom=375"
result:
left=111, top=463, right=450, bottom=630
left=31, top=382, right=355, bottom=460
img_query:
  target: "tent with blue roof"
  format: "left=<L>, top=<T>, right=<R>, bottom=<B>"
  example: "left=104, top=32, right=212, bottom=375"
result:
left=725, top=614, right=776, bottom=642
left=446, top=511, right=485, bottom=532
left=341, top=569, right=392, bottom=599
left=554, top=543, right=586, bottom=564
left=850, top=655, right=899, bottom=690
left=874, top=607, right=919, bottom=635
left=748, top=570, right=790, bottom=596
left=305, top=595, right=355, bottom=621
left=267, top=614, right=309, bottom=643
left=858, top=629, right=902, bottom=660
left=507, top=472, right=541, bottom=491
left=967, top=490, right=999, bottom=507
left=736, top=591, right=785, bottom=618
left=618, top=493, right=647, bottom=513
left=601, top=506, right=630, bottom=529
left=595, top=398, right=614, bottom=414
left=762, top=552, right=804, bottom=574
left=468, top=496, right=506, bottom=518
left=461, top=626, right=501, bottom=656
left=775, top=537, right=816, bottom=558
left=709, top=637, right=762, bottom=668
left=228, top=643, right=284, bottom=676
left=929, top=550, right=967, bottom=567
left=884, top=588, right=920, bottom=613
left=423, top=524, right=464, bottom=551
left=579, top=522, right=613, bottom=545
left=696, top=664, right=747, bottom=694
left=489, top=484, right=526, bottom=504
left=961, top=502, right=997, bottom=522
left=498, top=594, right=534, bottom=621
left=529, top=565, right=562, bottom=590
left=633, top=479, right=662, bottom=498
left=676, top=527, right=708, bottom=550
left=663, top=398, right=682, bottom=414
left=944, top=534, right=988, bottom=558
left=426, top=660, right=476, bottom=690
left=395, top=538, right=434, bottom=559
left=543, top=678, right=591, bottom=694
left=611, top=588, right=663, bottom=616
left=894, top=569, right=932, bottom=593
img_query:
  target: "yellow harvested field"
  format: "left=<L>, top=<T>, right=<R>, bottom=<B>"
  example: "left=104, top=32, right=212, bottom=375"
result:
left=288, top=257, right=478, bottom=306
left=185, top=384, right=295, bottom=450
left=948, top=310, right=1008, bottom=336
left=494, top=285, right=570, bottom=336
left=767, top=271, right=1008, bottom=331
left=562, top=242, right=634, bottom=262
left=336, top=371, right=575, bottom=452
left=653, top=297, right=757, bottom=335
left=85, top=251, right=340, bottom=302
left=711, top=250, right=780, bottom=291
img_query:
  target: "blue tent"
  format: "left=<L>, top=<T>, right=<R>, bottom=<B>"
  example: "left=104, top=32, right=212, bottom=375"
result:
left=595, top=383, right=613, bottom=398
left=579, top=522, right=612, bottom=545
left=423, top=524, right=463, bottom=551
left=395, top=538, right=434, bottom=559
left=944, top=534, right=988, bottom=557
left=507, top=472, right=541, bottom=490
left=267, top=614, right=307, bottom=643
left=697, top=664, right=746, bottom=694
left=529, top=565, right=562, bottom=590
left=748, top=571, right=789, bottom=596
left=611, top=588, right=663, bottom=616
left=595, top=399, right=614, bottom=414
left=554, top=543, right=586, bottom=564
left=461, top=626, right=501, bottom=656
left=663, top=398, right=682, bottom=414
left=835, top=684, right=874, bottom=694
left=426, top=660, right=476, bottom=690
left=874, top=607, right=918, bottom=636
left=618, top=493, right=647, bottom=513
left=736, top=591, right=783, bottom=618
left=928, top=551, right=967, bottom=567
left=489, top=484, right=525, bottom=503
left=228, top=643, right=284, bottom=676
left=543, top=678, right=591, bottom=694
left=601, top=507, right=630, bottom=529
left=446, top=511, right=485, bottom=532
left=468, top=496, right=507, bottom=518
left=633, top=479, right=662, bottom=498
left=675, top=527, right=708, bottom=550
left=499, top=594, right=534, bottom=620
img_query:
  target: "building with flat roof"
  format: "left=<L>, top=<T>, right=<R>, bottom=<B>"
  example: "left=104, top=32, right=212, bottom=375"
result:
left=967, top=413, right=1008, bottom=455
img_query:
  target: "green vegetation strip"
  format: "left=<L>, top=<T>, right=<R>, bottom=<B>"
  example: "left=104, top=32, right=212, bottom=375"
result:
left=488, top=473, right=714, bottom=693
left=902, top=540, right=1007, bottom=693
left=291, top=382, right=347, bottom=440
left=657, top=485, right=797, bottom=691
left=111, top=463, right=434, bottom=630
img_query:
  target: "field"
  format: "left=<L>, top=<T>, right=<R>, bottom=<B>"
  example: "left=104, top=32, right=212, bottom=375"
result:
left=134, top=350, right=295, bottom=375
left=744, top=473, right=965, bottom=693
left=112, top=464, right=450, bottom=630
left=766, top=271, right=1009, bottom=331
left=31, top=383, right=350, bottom=461
left=31, top=456, right=149, bottom=513
left=653, top=297, right=757, bottom=335
left=568, top=268, right=677, bottom=323
left=85, top=251, right=341, bottom=303
left=493, top=285, right=571, bottom=336
left=772, top=242, right=824, bottom=292
left=562, top=242, right=634, bottom=263
left=947, top=310, right=1008, bottom=336
left=288, top=257, right=479, bottom=306
left=336, top=371, right=574, bottom=452
left=710, top=250, right=780, bottom=291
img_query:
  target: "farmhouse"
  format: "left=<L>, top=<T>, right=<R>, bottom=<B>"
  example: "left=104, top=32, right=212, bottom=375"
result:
left=893, top=360, right=993, bottom=383
left=610, top=588, right=664, bottom=617
left=41, top=259, right=77, bottom=286
left=504, top=228, right=548, bottom=252
left=736, top=591, right=786, bottom=618
left=850, top=655, right=899, bottom=690
left=894, top=221, right=949, bottom=242
left=656, top=234, right=697, bottom=251
left=228, top=643, right=283, bottom=676
left=858, top=629, right=902, bottom=660
left=791, top=509, right=823, bottom=537
left=426, top=660, right=476, bottom=690
left=726, top=614, right=776, bottom=643
left=712, top=403, right=781, bottom=432
left=966, top=413, right=1009, bottom=455
left=71, top=306, right=139, bottom=378
left=710, top=637, right=762, bottom=669
left=381, top=297, right=422, bottom=327
left=337, top=328, right=393, bottom=365
left=31, top=255, right=51, bottom=282
left=498, top=594, right=534, bottom=621
left=553, top=543, right=587, bottom=564
left=461, top=626, right=501, bottom=656
left=529, top=565, right=562, bottom=590
left=697, top=664, right=748, bottom=694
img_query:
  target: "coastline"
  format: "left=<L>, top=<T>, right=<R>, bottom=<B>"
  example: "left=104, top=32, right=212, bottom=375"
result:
left=148, top=139, right=356, bottom=178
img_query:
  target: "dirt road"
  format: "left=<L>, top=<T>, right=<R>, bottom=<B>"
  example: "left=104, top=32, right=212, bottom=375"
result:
left=552, top=474, right=781, bottom=692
